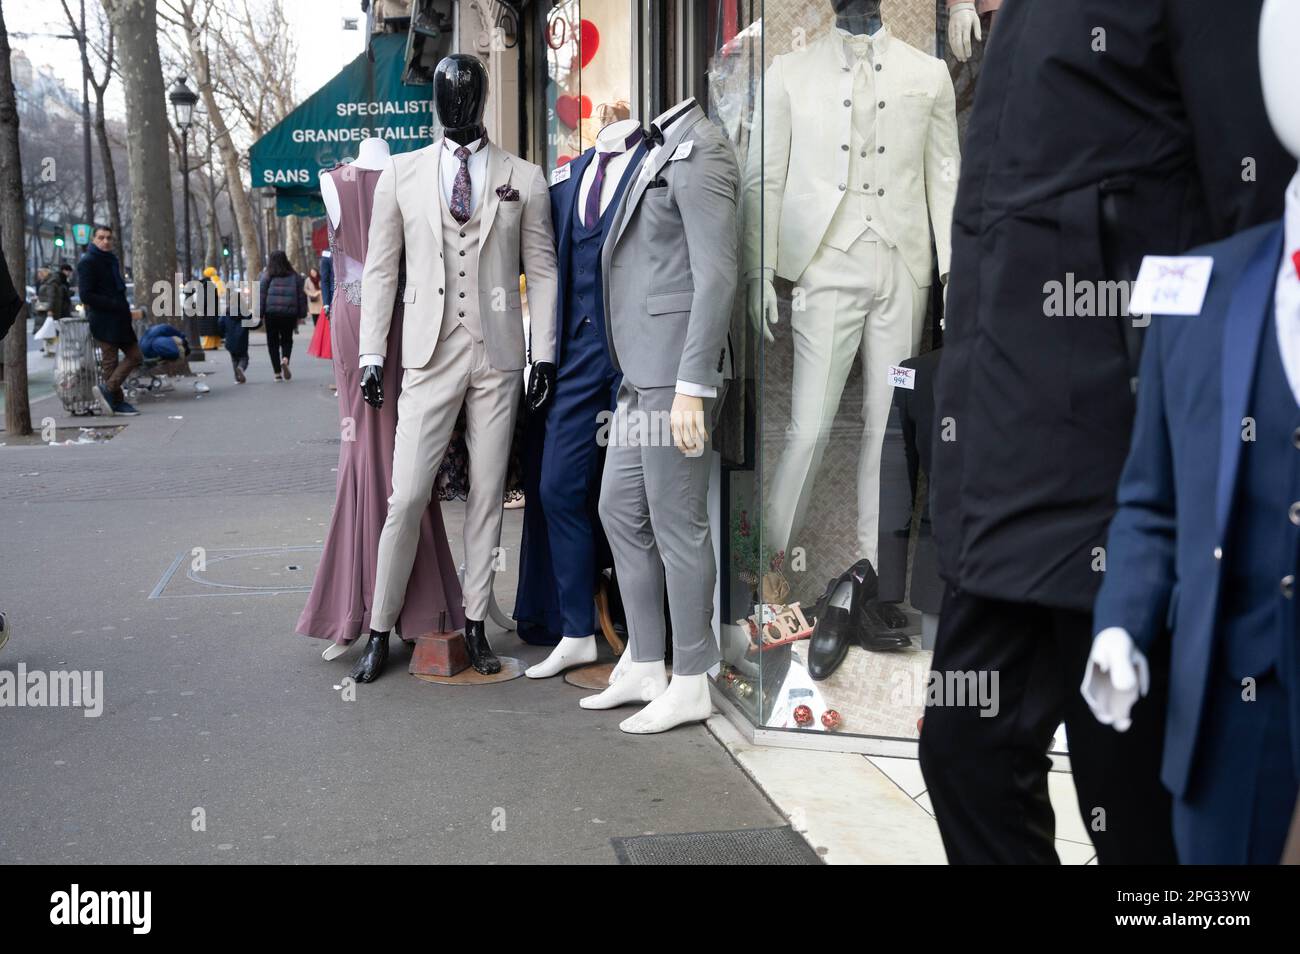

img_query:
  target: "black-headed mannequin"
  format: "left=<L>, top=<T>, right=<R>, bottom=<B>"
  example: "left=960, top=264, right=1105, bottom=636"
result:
left=834, top=0, right=883, bottom=35
left=352, top=54, right=560, bottom=682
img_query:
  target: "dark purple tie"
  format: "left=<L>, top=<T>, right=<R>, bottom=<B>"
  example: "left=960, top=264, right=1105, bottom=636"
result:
left=583, top=128, right=644, bottom=228
left=450, top=145, right=473, bottom=224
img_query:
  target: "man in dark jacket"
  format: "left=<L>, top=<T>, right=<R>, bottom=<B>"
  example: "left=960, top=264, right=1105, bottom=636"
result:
left=920, top=0, right=1295, bottom=864
left=77, top=225, right=140, bottom=416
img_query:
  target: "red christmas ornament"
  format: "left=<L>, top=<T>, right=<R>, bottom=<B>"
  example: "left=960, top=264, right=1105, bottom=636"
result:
left=821, top=709, right=842, bottom=731
left=793, top=705, right=814, bottom=727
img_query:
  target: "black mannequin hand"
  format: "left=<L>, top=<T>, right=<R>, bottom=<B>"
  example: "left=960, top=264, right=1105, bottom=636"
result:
left=527, top=361, right=556, bottom=415
left=361, top=364, right=384, bottom=409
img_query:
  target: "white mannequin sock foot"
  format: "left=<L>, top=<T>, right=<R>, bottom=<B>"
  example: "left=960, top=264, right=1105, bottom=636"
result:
left=579, top=659, right=668, bottom=709
left=525, top=635, right=597, bottom=678
left=322, top=642, right=347, bottom=661
left=619, top=673, right=713, bottom=734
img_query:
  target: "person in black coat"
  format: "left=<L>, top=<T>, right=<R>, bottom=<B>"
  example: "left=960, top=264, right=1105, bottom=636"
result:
left=920, top=0, right=1295, bottom=865
left=77, top=225, right=141, bottom=415
left=258, top=250, right=307, bottom=381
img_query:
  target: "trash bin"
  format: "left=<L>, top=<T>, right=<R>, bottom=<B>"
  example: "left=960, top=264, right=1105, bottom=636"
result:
left=54, top=316, right=99, bottom=416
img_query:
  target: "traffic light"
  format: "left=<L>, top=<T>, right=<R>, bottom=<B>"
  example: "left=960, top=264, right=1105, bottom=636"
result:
left=52, top=230, right=65, bottom=249
left=221, top=236, right=231, bottom=258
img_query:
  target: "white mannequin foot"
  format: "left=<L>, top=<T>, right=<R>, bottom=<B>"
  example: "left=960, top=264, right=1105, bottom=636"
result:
left=321, top=642, right=347, bottom=661
left=525, top=635, right=597, bottom=678
left=619, top=673, right=713, bottom=734
left=579, top=659, right=668, bottom=709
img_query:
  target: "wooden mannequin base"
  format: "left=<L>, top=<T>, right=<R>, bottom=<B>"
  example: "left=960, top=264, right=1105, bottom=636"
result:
left=412, top=656, right=524, bottom=685
left=563, top=661, right=618, bottom=690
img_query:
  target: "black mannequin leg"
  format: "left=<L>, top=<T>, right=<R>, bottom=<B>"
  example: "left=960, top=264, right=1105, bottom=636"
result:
left=351, top=629, right=390, bottom=683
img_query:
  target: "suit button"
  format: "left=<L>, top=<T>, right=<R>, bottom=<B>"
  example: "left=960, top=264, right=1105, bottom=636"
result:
left=438, top=288, right=444, bottom=295
left=861, top=150, right=868, bottom=158
left=1283, top=575, right=1296, bottom=599
left=878, top=146, right=885, bottom=154
left=459, top=271, right=465, bottom=277
left=863, top=183, right=869, bottom=190
left=844, top=99, right=852, bottom=107
left=875, top=63, right=882, bottom=72
left=877, top=188, right=885, bottom=196
left=1294, top=427, right=1300, bottom=449
left=459, top=292, right=466, bottom=299
left=460, top=231, right=466, bottom=238
left=878, top=100, right=886, bottom=108
left=1290, top=502, right=1300, bottom=526
left=841, top=144, right=850, bottom=151
left=459, top=251, right=466, bottom=257
left=839, top=183, right=846, bottom=191
left=459, top=311, right=465, bottom=318
left=866, top=215, right=873, bottom=222
left=1213, top=546, right=1223, bottom=561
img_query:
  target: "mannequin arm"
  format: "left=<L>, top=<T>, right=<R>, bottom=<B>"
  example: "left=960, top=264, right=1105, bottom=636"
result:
left=947, top=2, right=981, bottom=63
left=520, top=164, right=559, bottom=365
left=924, top=67, right=960, bottom=284
left=747, top=277, right=779, bottom=343
left=357, top=160, right=402, bottom=360
left=1081, top=627, right=1149, bottom=731
left=675, top=135, right=740, bottom=390
left=1093, top=318, right=1177, bottom=659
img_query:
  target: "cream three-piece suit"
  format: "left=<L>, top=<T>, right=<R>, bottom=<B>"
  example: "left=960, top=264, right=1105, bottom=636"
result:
left=744, top=26, right=958, bottom=565
left=359, top=139, right=557, bottom=627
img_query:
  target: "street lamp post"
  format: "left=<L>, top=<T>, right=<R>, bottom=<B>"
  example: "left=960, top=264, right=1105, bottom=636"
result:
left=168, top=75, right=202, bottom=358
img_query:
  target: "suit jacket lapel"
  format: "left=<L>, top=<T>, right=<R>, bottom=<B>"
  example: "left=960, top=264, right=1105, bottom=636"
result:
left=478, top=144, right=512, bottom=251
left=424, top=139, right=446, bottom=249
left=611, top=106, right=702, bottom=252
left=1216, top=223, right=1284, bottom=543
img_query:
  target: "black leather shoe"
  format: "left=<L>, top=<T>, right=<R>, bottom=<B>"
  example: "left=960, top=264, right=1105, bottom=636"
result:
left=351, top=629, right=389, bottom=683
left=464, top=618, right=502, bottom=674
left=871, top=600, right=910, bottom=631
left=808, top=569, right=858, bottom=681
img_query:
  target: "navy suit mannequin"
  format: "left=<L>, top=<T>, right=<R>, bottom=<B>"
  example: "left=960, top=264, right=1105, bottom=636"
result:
left=516, top=123, right=648, bottom=674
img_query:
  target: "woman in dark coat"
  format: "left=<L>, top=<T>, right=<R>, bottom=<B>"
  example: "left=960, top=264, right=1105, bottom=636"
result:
left=258, top=250, right=307, bottom=381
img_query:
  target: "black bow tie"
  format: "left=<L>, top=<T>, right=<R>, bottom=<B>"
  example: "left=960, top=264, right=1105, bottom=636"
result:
left=645, top=124, right=665, bottom=147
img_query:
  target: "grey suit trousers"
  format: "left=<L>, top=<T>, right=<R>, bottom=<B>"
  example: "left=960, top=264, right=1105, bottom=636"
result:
left=598, top=381, right=719, bottom=676
left=371, top=325, right=519, bottom=629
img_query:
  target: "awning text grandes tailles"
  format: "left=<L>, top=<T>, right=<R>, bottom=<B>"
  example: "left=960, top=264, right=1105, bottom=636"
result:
left=292, top=124, right=437, bottom=143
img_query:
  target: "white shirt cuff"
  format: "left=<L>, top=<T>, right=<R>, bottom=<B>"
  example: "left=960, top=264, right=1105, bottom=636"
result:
left=359, top=353, right=384, bottom=368
left=675, top=380, right=717, bottom=399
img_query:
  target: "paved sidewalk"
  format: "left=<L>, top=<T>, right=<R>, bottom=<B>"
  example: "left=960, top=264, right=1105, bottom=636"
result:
left=0, top=333, right=783, bottom=864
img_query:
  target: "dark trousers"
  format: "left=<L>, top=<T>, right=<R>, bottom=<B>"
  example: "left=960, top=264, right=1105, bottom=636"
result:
left=229, top=351, right=249, bottom=373
left=95, top=338, right=142, bottom=404
left=918, top=587, right=1177, bottom=864
left=265, top=316, right=295, bottom=373
left=539, top=333, right=620, bottom=637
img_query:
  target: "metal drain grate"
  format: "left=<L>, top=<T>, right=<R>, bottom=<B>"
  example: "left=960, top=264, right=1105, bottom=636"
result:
left=611, top=827, right=821, bottom=865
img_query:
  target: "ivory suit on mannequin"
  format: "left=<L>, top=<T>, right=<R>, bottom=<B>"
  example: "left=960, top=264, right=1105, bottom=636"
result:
left=580, top=98, right=740, bottom=733
left=744, top=0, right=958, bottom=574
left=1084, top=0, right=1300, bottom=864
left=351, top=55, right=558, bottom=681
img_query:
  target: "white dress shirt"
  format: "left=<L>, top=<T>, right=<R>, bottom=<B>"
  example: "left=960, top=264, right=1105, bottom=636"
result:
left=361, top=137, right=490, bottom=369
left=1275, top=169, right=1300, bottom=404
left=638, top=98, right=718, bottom=400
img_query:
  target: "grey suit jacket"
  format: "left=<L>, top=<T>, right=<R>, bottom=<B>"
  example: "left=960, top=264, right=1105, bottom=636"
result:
left=601, top=104, right=740, bottom=390
left=359, top=140, right=558, bottom=372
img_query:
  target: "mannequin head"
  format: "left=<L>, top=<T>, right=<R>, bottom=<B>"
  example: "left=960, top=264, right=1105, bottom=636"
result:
left=434, top=54, right=489, bottom=145
left=1259, top=0, right=1300, bottom=161
left=831, top=0, right=883, bottom=35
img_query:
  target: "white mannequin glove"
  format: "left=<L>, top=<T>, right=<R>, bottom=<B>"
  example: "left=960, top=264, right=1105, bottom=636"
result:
left=747, top=277, right=779, bottom=343
left=948, top=1, right=982, bottom=63
left=1081, top=627, right=1150, bottom=732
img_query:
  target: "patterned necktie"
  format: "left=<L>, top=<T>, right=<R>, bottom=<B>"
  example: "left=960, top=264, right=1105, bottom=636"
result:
left=584, top=128, right=644, bottom=228
left=450, top=145, right=473, bottom=224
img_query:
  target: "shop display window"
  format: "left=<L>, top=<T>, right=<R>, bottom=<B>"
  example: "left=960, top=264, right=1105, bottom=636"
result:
left=713, top=0, right=957, bottom=747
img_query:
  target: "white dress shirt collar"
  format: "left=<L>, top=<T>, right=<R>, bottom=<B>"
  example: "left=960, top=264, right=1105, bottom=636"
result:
left=835, top=24, right=890, bottom=63
left=442, top=136, right=485, bottom=157
left=650, top=98, right=698, bottom=138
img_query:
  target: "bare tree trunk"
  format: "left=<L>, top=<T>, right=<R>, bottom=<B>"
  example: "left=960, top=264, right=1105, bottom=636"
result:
left=93, top=100, right=122, bottom=240
left=167, top=1, right=263, bottom=273
left=0, top=5, right=32, bottom=436
left=102, top=0, right=177, bottom=323
left=284, top=213, right=307, bottom=273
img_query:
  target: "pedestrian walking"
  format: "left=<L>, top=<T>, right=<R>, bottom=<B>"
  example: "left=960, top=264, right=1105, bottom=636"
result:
left=258, top=250, right=306, bottom=382
left=77, top=225, right=141, bottom=417
left=305, top=266, right=323, bottom=326
left=220, top=281, right=252, bottom=384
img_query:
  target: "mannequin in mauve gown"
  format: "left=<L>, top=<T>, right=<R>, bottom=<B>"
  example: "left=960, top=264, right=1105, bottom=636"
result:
left=296, top=156, right=465, bottom=654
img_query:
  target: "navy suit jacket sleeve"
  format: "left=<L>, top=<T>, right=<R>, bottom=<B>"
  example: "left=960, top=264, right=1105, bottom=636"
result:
left=1094, top=316, right=1178, bottom=655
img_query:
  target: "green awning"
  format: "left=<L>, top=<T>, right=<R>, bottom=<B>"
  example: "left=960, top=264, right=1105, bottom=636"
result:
left=249, top=33, right=439, bottom=215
